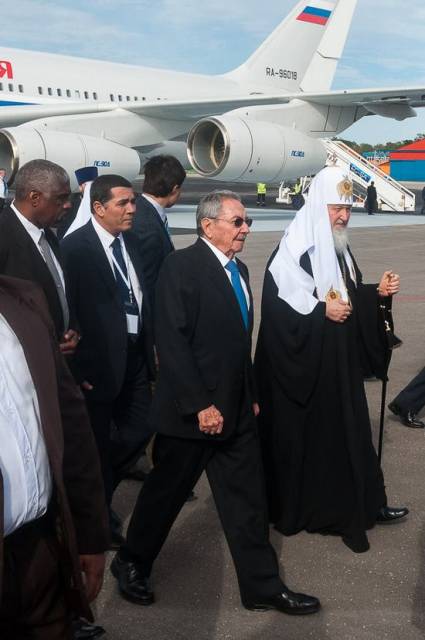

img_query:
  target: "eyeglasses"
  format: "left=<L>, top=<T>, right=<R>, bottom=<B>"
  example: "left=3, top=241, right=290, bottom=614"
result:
left=213, top=216, right=253, bottom=228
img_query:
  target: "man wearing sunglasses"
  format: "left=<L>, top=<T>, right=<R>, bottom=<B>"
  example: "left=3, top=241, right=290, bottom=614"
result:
left=111, top=190, right=320, bottom=616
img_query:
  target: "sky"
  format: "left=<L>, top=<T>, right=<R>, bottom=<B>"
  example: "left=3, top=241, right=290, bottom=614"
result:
left=2, top=0, right=425, bottom=145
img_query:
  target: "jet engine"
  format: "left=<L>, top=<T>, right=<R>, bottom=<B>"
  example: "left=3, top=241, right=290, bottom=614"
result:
left=0, top=127, right=141, bottom=190
left=187, top=116, right=327, bottom=182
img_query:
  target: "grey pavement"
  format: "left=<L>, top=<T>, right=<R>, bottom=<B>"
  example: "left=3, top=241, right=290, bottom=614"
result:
left=97, top=222, right=425, bottom=640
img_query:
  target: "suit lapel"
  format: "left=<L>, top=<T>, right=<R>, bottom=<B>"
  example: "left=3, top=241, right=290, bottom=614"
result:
left=142, top=196, right=174, bottom=251
left=83, top=221, right=119, bottom=301
left=6, top=210, right=63, bottom=304
left=195, top=238, right=249, bottom=335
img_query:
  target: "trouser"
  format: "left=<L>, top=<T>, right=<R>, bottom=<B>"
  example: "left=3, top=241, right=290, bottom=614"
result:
left=257, top=193, right=266, bottom=205
left=85, top=347, right=153, bottom=506
left=0, top=198, right=4, bottom=213
left=0, top=513, right=72, bottom=640
left=123, top=402, right=283, bottom=602
left=392, top=366, right=425, bottom=415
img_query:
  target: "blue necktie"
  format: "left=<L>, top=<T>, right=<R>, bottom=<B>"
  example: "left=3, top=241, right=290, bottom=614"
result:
left=225, top=260, right=249, bottom=329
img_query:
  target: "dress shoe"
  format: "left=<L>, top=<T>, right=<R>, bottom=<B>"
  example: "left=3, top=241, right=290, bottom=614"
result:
left=72, top=618, right=106, bottom=639
left=388, top=402, right=425, bottom=428
left=242, top=586, right=320, bottom=615
left=376, top=506, right=409, bottom=523
left=110, top=553, right=154, bottom=605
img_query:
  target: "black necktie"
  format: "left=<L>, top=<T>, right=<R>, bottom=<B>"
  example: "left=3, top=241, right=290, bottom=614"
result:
left=111, top=237, right=131, bottom=305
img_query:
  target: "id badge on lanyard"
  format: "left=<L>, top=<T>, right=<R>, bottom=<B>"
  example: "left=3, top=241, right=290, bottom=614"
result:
left=111, top=248, right=140, bottom=336
left=125, top=300, right=140, bottom=335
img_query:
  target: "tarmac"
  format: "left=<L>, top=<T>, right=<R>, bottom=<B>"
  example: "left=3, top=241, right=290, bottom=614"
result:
left=95, top=214, right=425, bottom=640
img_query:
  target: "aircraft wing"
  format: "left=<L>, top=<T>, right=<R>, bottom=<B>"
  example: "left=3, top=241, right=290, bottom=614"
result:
left=0, top=94, right=292, bottom=128
left=299, top=86, right=425, bottom=120
left=1, top=86, right=424, bottom=129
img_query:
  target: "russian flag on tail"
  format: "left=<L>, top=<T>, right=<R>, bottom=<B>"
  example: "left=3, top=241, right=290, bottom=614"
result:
left=297, top=5, right=332, bottom=25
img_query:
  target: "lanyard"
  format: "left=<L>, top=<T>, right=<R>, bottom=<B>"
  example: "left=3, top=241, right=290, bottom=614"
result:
left=110, top=241, right=135, bottom=305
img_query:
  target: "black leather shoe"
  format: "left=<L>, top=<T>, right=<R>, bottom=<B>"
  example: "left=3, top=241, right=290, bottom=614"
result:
left=110, top=553, right=154, bottom=605
left=242, top=586, right=320, bottom=615
left=388, top=402, right=425, bottom=428
left=72, top=618, right=106, bottom=639
left=376, top=506, right=409, bottom=523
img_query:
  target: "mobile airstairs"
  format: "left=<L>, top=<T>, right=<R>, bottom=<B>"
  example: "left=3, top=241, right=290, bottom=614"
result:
left=277, top=141, right=416, bottom=212
left=322, top=139, right=415, bottom=212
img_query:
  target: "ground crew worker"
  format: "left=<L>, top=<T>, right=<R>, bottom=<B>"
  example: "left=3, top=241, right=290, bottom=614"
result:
left=257, top=182, right=267, bottom=206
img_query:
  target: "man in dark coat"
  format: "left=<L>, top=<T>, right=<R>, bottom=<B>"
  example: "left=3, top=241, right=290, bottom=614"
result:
left=111, top=190, right=320, bottom=616
left=0, top=275, right=109, bottom=638
left=366, top=180, right=377, bottom=215
left=61, top=175, right=155, bottom=545
left=255, top=167, right=408, bottom=554
left=0, top=159, right=79, bottom=355
left=131, top=154, right=186, bottom=310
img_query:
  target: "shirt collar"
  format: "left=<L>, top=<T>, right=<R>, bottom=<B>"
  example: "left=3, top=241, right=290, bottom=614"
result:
left=201, top=237, right=235, bottom=269
left=91, top=216, right=123, bottom=250
left=142, top=194, right=166, bottom=223
left=11, top=202, right=44, bottom=246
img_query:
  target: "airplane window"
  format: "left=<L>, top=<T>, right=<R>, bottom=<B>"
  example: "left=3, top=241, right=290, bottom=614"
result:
left=84, top=91, right=89, bottom=99
left=66, top=89, right=71, bottom=97
left=126, top=96, right=130, bottom=101
left=110, top=94, right=115, bottom=102
left=118, top=95, right=122, bottom=102
left=8, top=83, right=13, bottom=92
left=134, top=96, right=138, bottom=101
left=18, top=84, right=23, bottom=93
left=75, top=90, right=80, bottom=99
left=93, top=92, right=98, bottom=100
left=38, top=86, right=43, bottom=95
left=48, top=88, right=53, bottom=96
left=57, top=88, right=62, bottom=96
left=142, top=97, right=146, bottom=101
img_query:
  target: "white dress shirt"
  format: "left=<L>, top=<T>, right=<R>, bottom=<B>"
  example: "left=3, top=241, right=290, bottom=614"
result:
left=11, top=202, right=66, bottom=292
left=0, top=313, right=52, bottom=536
left=91, top=217, right=143, bottom=316
left=0, top=177, right=5, bottom=199
left=201, top=238, right=250, bottom=308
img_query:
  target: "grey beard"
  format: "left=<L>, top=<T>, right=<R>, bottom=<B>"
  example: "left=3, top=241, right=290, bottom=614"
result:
left=333, top=227, right=348, bottom=255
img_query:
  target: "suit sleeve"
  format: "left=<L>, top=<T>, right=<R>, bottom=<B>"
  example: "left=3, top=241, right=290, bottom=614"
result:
left=155, top=256, right=211, bottom=415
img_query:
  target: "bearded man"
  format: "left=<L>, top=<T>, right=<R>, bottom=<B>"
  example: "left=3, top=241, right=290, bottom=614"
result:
left=255, top=166, right=408, bottom=553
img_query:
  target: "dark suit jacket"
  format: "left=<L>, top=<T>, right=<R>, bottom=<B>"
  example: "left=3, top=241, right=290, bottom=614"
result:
left=0, top=206, right=67, bottom=338
left=61, top=220, right=155, bottom=402
left=151, top=238, right=256, bottom=440
left=129, top=195, right=174, bottom=309
left=0, top=276, right=109, bottom=620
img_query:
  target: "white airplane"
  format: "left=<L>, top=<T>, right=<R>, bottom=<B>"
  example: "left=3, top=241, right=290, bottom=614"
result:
left=0, top=0, right=424, bottom=189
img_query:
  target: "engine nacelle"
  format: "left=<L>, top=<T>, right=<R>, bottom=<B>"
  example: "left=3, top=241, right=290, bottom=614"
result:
left=187, top=116, right=327, bottom=182
left=0, top=127, right=141, bottom=190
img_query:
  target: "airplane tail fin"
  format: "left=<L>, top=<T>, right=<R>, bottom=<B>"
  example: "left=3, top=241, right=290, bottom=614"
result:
left=225, top=0, right=357, bottom=93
